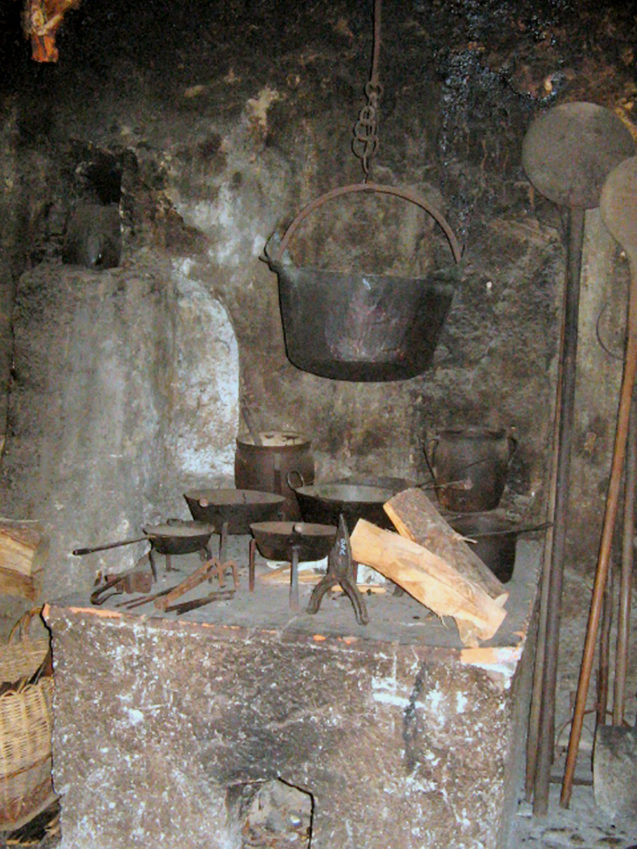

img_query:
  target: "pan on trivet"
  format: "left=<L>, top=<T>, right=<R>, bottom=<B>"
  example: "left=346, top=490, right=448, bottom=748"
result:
left=74, top=520, right=216, bottom=579
left=287, top=475, right=395, bottom=531
left=142, top=521, right=215, bottom=555
left=250, top=521, right=337, bottom=611
left=73, top=520, right=215, bottom=557
left=250, top=521, right=336, bottom=563
left=183, top=488, right=285, bottom=534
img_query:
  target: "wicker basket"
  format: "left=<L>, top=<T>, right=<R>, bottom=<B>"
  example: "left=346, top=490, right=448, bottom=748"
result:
left=0, top=609, right=55, bottom=830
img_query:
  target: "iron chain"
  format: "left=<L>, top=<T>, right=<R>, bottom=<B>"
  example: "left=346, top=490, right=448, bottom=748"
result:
left=352, top=81, right=383, bottom=180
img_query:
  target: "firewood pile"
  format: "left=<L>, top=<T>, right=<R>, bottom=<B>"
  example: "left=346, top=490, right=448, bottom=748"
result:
left=350, top=487, right=508, bottom=647
left=0, top=521, right=48, bottom=603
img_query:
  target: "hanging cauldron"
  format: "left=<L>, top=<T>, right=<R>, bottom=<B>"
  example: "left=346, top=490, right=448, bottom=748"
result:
left=265, top=183, right=462, bottom=382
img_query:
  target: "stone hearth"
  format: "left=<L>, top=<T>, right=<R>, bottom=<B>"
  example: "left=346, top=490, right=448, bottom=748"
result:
left=44, top=537, right=540, bottom=849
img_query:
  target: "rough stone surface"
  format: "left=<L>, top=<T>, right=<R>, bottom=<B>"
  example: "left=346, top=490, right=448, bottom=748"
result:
left=0, top=0, right=635, bottom=836
left=45, top=566, right=536, bottom=849
left=0, top=256, right=238, bottom=599
left=512, top=781, right=636, bottom=848
left=1, top=2, right=633, bottom=577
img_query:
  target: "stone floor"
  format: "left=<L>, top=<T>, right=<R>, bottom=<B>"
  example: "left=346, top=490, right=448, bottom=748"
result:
left=512, top=785, right=636, bottom=848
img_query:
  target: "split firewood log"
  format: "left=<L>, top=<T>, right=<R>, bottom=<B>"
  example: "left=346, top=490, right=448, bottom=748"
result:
left=350, top=519, right=507, bottom=645
left=0, top=520, right=49, bottom=601
left=383, top=487, right=507, bottom=602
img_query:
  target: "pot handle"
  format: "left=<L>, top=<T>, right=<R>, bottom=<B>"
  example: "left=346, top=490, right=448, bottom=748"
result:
left=421, top=435, right=439, bottom=486
left=266, top=182, right=462, bottom=267
left=467, top=520, right=552, bottom=539
left=506, top=432, right=518, bottom=465
left=286, top=469, right=306, bottom=490
left=73, top=536, right=147, bottom=556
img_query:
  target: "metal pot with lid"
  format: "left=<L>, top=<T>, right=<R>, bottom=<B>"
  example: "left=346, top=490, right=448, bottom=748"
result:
left=234, top=430, right=315, bottom=520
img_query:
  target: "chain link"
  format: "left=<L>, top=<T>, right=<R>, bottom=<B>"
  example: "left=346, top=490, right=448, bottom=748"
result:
left=352, top=81, right=383, bottom=180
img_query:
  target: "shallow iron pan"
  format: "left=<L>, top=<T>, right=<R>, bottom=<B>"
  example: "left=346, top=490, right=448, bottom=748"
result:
left=73, top=519, right=214, bottom=557
left=142, top=521, right=215, bottom=555
left=250, top=521, right=337, bottom=562
left=290, top=482, right=396, bottom=532
left=184, top=488, right=286, bottom=535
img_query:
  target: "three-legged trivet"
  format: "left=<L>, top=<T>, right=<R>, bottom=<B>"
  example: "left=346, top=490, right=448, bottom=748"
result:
left=307, top=515, right=369, bottom=625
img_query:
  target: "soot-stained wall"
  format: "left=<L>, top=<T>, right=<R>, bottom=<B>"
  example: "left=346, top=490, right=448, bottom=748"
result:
left=0, top=1, right=635, bottom=724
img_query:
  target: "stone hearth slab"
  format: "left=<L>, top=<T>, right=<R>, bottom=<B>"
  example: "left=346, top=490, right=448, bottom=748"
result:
left=44, top=539, right=540, bottom=849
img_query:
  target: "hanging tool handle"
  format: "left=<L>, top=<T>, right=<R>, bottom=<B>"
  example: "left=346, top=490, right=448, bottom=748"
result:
left=266, top=182, right=462, bottom=267
left=286, top=469, right=306, bottom=490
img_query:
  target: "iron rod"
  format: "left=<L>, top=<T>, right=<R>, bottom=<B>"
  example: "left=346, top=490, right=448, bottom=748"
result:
left=613, top=398, right=636, bottom=725
left=562, top=251, right=637, bottom=807
left=596, top=562, right=613, bottom=727
left=525, top=338, right=564, bottom=799
left=533, top=206, right=584, bottom=814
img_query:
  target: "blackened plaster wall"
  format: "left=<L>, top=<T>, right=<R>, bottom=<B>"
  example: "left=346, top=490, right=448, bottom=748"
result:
left=0, top=0, right=635, bottom=731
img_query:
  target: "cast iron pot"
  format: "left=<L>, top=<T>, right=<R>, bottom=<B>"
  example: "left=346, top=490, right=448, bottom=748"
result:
left=234, top=430, right=314, bottom=520
left=274, top=264, right=456, bottom=381
left=265, top=182, right=462, bottom=382
left=428, top=426, right=517, bottom=513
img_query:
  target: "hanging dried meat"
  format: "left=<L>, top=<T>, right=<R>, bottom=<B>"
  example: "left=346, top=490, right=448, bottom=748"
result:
left=22, top=0, right=81, bottom=62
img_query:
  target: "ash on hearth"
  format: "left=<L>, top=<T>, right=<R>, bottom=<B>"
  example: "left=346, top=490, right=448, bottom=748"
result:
left=241, top=779, right=312, bottom=849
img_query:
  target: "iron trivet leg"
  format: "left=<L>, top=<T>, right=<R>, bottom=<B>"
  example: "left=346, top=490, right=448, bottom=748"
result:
left=214, top=558, right=239, bottom=589
left=307, top=515, right=369, bottom=625
left=148, top=547, right=158, bottom=581
left=248, top=537, right=256, bottom=592
left=218, top=520, right=229, bottom=564
left=290, top=546, right=300, bottom=611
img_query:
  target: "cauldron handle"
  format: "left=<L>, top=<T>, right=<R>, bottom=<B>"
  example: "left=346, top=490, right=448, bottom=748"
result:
left=286, top=469, right=306, bottom=490
left=421, top=435, right=439, bottom=487
left=266, top=182, right=462, bottom=266
left=506, top=431, right=518, bottom=466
